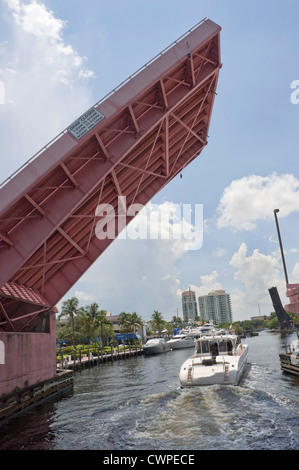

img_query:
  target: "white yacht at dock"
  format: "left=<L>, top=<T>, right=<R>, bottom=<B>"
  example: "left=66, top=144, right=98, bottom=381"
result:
left=167, top=322, right=223, bottom=350
left=179, top=332, right=248, bottom=387
left=143, top=338, right=171, bottom=355
left=180, top=321, right=217, bottom=338
left=166, top=334, right=195, bottom=350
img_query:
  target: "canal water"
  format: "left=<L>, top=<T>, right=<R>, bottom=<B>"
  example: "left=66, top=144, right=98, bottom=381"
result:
left=0, top=331, right=298, bottom=450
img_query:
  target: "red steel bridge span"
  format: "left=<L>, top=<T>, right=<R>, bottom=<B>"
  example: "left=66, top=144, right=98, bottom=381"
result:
left=0, top=19, right=222, bottom=395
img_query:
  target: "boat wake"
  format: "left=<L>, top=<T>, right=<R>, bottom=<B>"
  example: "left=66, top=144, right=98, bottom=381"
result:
left=130, top=375, right=299, bottom=450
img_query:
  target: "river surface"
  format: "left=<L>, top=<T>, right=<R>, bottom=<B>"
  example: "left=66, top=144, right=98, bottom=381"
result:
left=0, top=331, right=299, bottom=451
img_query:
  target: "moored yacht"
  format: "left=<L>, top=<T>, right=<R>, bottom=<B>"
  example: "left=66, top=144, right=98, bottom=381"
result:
left=143, top=338, right=171, bottom=355
left=181, top=321, right=216, bottom=338
left=166, top=334, right=195, bottom=350
left=179, top=333, right=248, bottom=386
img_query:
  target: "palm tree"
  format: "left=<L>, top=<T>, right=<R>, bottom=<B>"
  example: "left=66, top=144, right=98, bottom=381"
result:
left=59, top=297, right=79, bottom=347
left=119, top=312, right=142, bottom=333
left=119, top=312, right=132, bottom=333
left=171, top=315, right=183, bottom=329
left=79, top=304, right=111, bottom=345
left=130, top=312, right=143, bottom=335
left=151, top=310, right=164, bottom=336
left=119, top=312, right=143, bottom=343
left=98, top=309, right=110, bottom=345
left=84, top=302, right=101, bottom=344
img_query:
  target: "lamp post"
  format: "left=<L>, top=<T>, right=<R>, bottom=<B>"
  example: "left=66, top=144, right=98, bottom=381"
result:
left=273, top=209, right=289, bottom=284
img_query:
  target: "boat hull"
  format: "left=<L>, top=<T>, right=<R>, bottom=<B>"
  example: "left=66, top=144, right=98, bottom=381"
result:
left=170, top=342, right=195, bottom=350
left=143, top=341, right=171, bottom=355
left=167, top=337, right=195, bottom=350
left=179, top=345, right=248, bottom=387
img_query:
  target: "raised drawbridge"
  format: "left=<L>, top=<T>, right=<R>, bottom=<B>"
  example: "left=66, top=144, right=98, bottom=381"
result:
left=0, top=19, right=221, bottom=334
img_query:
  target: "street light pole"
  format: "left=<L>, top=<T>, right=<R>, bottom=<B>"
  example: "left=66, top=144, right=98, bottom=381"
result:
left=273, top=209, right=289, bottom=284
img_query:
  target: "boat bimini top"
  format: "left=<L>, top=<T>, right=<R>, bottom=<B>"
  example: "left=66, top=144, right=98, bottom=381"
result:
left=194, top=334, right=241, bottom=357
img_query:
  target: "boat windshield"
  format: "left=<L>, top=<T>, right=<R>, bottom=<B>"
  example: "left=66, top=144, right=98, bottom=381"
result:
left=146, top=338, right=163, bottom=344
left=196, top=340, right=211, bottom=354
left=195, top=337, right=235, bottom=355
left=219, top=339, right=233, bottom=353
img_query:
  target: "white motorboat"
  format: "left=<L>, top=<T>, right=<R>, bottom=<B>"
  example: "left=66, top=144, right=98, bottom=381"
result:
left=181, top=322, right=216, bottom=338
left=143, top=338, right=171, bottom=355
left=167, top=334, right=195, bottom=350
left=179, top=333, right=248, bottom=387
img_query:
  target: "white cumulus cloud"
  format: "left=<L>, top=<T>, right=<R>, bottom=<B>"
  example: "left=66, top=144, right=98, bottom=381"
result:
left=229, top=242, right=287, bottom=319
left=74, top=290, right=94, bottom=302
left=4, top=0, right=94, bottom=82
left=292, top=263, right=299, bottom=280
left=1, top=0, right=95, bottom=179
left=186, top=271, right=224, bottom=301
left=216, top=173, right=299, bottom=231
left=230, top=242, right=282, bottom=292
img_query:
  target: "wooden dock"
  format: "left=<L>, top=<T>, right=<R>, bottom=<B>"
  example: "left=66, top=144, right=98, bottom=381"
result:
left=57, top=345, right=144, bottom=371
left=0, top=370, right=73, bottom=424
left=279, top=336, right=299, bottom=377
left=279, top=352, right=299, bottom=377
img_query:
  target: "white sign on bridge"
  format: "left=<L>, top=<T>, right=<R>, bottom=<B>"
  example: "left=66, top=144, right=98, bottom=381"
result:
left=68, top=108, right=105, bottom=140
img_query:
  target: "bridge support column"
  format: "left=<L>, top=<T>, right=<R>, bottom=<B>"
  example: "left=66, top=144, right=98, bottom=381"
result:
left=0, top=310, right=57, bottom=395
left=286, top=283, right=299, bottom=316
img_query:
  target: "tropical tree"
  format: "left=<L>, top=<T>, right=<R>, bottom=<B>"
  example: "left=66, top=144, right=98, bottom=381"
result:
left=83, top=304, right=111, bottom=345
left=130, top=312, right=143, bottom=334
left=119, top=312, right=143, bottom=335
left=97, top=309, right=111, bottom=345
left=59, top=297, right=79, bottom=347
left=171, top=315, right=183, bottom=329
left=163, top=321, right=174, bottom=337
left=151, top=310, right=164, bottom=336
left=83, top=302, right=102, bottom=344
left=233, top=323, right=243, bottom=336
left=266, top=312, right=280, bottom=329
left=119, top=312, right=132, bottom=333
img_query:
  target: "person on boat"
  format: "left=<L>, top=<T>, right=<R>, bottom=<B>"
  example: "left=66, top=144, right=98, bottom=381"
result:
left=210, top=342, right=218, bottom=356
left=227, top=340, right=233, bottom=354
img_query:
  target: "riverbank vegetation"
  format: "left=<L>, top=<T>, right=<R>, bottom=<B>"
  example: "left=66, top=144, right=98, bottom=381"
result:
left=56, top=299, right=180, bottom=346
left=219, top=311, right=299, bottom=334
left=56, top=296, right=299, bottom=349
left=57, top=298, right=114, bottom=346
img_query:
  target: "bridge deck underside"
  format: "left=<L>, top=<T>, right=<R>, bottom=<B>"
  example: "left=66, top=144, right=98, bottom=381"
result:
left=0, top=19, right=221, bottom=331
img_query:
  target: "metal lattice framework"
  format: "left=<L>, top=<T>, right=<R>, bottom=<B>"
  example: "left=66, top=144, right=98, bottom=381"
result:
left=0, top=19, right=221, bottom=332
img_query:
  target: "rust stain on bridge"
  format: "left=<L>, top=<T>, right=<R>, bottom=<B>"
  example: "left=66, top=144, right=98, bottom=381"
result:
left=0, top=19, right=221, bottom=332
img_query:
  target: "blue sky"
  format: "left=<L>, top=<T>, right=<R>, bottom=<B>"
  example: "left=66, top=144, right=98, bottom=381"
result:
left=1, top=0, right=299, bottom=321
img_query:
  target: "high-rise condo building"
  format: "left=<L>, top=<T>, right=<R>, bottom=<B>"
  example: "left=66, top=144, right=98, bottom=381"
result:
left=182, top=289, right=198, bottom=322
left=198, top=290, right=232, bottom=325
